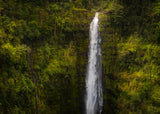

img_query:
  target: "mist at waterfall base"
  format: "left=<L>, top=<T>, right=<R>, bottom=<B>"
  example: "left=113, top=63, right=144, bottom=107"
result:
left=85, top=13, right=103, bottom=114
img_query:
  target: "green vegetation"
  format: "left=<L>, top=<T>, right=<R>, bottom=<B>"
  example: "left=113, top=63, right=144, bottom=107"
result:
left=1, top=0, right=160, bottom=113
left=100, top=0, right=160, bottom=113
left=0, top=1, right=94, bottom=113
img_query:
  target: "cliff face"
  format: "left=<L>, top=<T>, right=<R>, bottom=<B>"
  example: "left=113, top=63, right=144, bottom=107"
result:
left=1, top=0, right=160, bottom=113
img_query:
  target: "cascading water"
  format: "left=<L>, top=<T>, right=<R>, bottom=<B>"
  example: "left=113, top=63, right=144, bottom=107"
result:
left=85, top=12, right=103, bottom=114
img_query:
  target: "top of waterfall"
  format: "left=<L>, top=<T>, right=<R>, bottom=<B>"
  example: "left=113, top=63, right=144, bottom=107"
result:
left=95, top=12, right=99, bottom=18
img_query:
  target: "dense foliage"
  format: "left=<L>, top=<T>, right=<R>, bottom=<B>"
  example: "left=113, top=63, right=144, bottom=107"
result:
left=1, top=0, right=160, bottom=113
left=0, top=0, right=94, bottom=113
left=100, top=0, right=160, bottom=113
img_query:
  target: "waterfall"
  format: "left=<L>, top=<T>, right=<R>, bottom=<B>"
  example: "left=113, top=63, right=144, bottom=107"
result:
left=85, top=12, right=103, bottom=114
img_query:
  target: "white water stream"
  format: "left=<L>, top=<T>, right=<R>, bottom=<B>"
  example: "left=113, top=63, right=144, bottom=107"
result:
left=85, top=12, right=103, bottom=114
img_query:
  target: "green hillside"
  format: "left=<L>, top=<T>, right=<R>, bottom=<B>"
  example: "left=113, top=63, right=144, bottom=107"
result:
left=1, top=0, right=160, bottom=113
